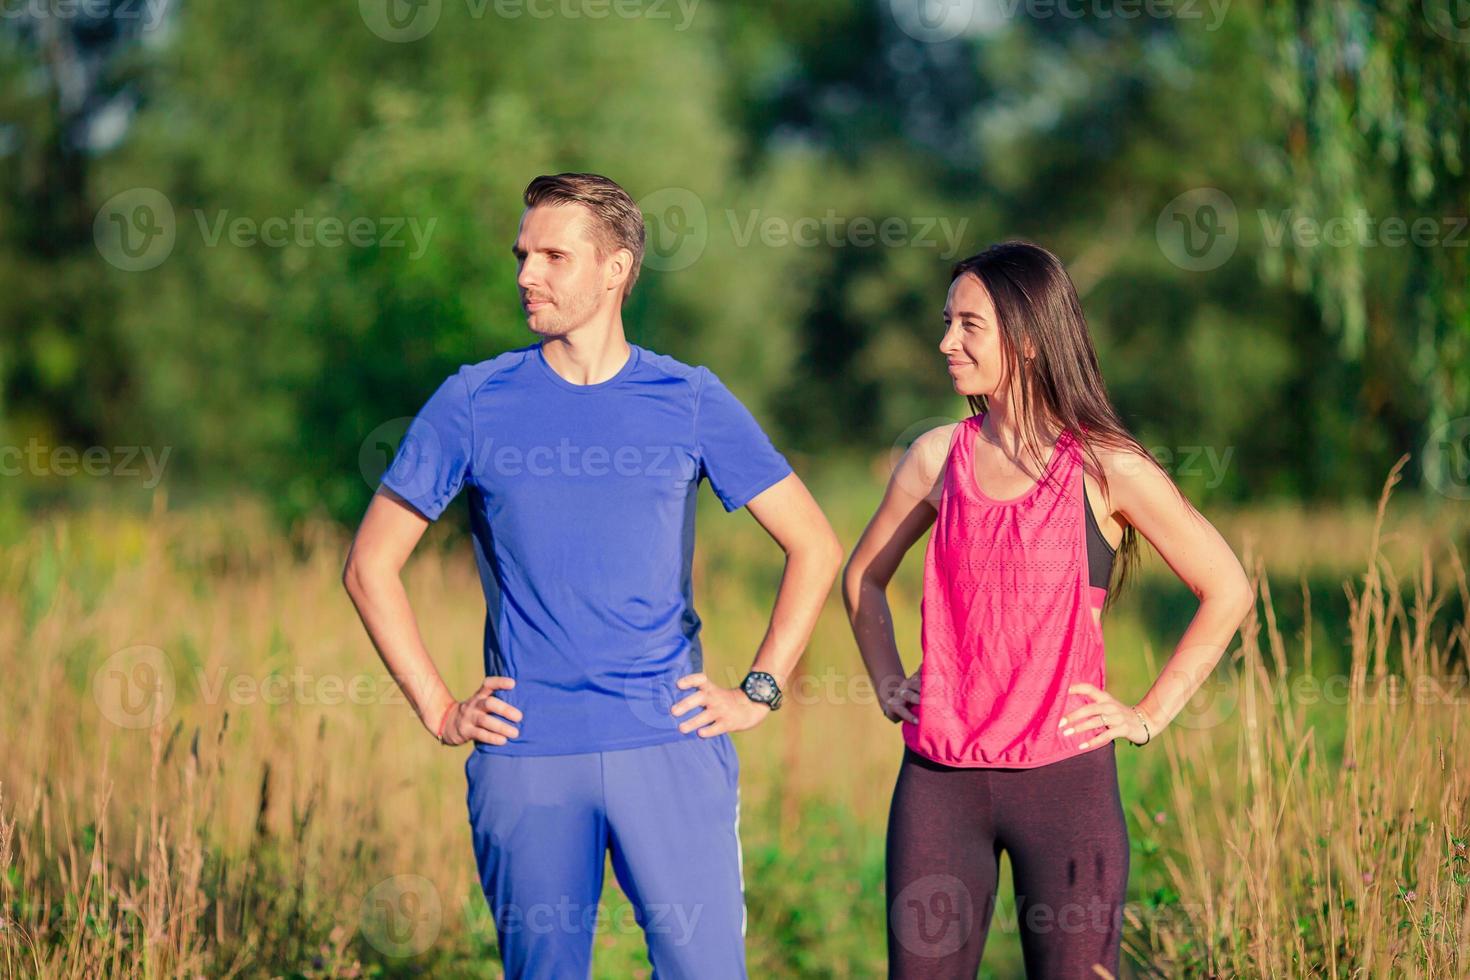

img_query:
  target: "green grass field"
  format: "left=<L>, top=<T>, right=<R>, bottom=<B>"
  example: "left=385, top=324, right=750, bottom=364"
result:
left=1, top=456, right=1467, bottom=977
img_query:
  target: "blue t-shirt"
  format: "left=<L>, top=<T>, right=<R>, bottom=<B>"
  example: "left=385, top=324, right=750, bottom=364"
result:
left=379, top=341, right=794, bottom=756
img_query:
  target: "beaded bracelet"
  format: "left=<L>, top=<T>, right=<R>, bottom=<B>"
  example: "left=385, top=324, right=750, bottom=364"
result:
left=1131, top=705, right=1152, bottom=747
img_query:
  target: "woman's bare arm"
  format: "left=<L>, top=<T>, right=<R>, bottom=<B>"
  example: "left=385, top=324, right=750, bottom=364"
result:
left=1100, top=447, right=1255, bottom=736
left=842, top=425, right=954, bottom=722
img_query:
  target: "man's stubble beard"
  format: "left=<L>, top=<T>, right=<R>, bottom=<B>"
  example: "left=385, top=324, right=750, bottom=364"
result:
left=528, top=283, right=603, bottom=338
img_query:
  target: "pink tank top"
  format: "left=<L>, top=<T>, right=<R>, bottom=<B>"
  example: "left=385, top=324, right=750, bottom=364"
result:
left=901, top=413, right=1109, bottom=768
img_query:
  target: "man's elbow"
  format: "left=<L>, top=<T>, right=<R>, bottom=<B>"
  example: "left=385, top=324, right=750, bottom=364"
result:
left=341, top=555, right=364, bottom=599
left=341, top=551, right=382, bottom=601
left=815, top=526, right=845, bottom=581
left=787, top=520, right=843, bottom=577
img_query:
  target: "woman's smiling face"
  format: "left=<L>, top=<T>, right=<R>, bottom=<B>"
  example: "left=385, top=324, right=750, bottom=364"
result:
left=939, top=272, right=1014, bottom=399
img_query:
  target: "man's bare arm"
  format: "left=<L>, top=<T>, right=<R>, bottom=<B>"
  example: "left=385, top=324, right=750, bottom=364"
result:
left=671, top=471, right=844, bottom=736
left=341, top=486, right=522, bottom=745
left=740, top=471, right=846, bottom=690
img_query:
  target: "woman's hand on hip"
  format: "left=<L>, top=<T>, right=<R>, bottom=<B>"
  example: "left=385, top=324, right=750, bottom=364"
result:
left=881, top=669, right=921, bottom=725
left=1058, top=682, right=1151, bottom=748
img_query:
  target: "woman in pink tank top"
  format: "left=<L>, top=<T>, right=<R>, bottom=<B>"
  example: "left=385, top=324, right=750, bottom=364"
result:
left=905, top=411, right=1107, bottom=768
left=843, top=242, right=1254, bottom=978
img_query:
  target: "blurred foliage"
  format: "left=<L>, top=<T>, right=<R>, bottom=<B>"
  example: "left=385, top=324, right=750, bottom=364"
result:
left=0, top=0, right=1465, bottom=525
left=1255, top=0, right=1470, bottom=490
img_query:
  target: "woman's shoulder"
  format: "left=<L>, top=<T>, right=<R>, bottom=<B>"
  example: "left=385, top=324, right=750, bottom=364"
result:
left=1075, top=432, right=1177, bottom=514
left=1082, top=439, right=1165, bottom=479
left=895, top=421, right=966, bottom=501
left=914, top=419, right=967, bottom=467
left=912, top=420, right=966, bottom=453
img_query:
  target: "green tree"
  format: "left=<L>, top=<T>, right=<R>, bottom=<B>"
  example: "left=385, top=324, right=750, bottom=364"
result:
left=1254, top=0, right=1470, bottom=491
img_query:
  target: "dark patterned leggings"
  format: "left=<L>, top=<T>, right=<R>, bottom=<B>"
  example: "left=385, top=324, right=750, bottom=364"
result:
left=885, top=742, right=1130, bottom=979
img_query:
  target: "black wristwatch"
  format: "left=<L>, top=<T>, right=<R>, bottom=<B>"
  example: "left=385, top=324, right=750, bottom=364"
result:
left=740, top=671, right=783, bottom=711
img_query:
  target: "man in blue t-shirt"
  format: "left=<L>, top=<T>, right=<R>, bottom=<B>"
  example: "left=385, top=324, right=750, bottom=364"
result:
left=342, top=172, right=843, bottom=979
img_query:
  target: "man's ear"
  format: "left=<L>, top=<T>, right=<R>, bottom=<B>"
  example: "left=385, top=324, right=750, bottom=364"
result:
left=605, top=246, right=635, bottom=296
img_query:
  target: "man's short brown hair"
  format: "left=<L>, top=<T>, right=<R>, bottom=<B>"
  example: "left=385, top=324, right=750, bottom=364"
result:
left=523, top=173, right=646, bottom=302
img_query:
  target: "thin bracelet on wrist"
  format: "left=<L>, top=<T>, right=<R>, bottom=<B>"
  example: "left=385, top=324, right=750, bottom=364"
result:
left=434, top=702, right=456, bottom=744
left=1131, top=705, right=1151, bottom=746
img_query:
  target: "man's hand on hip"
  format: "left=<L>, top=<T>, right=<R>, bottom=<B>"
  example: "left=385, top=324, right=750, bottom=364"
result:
left=671, top=672, right=772, bottom=737
left=440, top=676, right=523, bottom=747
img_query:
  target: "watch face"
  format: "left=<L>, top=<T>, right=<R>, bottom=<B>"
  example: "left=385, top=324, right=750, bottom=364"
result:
left=745, top=675, right=775, bottom=700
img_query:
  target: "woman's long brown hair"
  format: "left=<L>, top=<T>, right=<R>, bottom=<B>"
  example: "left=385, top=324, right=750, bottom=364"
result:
left=950, top=240, right=1178, bottom=613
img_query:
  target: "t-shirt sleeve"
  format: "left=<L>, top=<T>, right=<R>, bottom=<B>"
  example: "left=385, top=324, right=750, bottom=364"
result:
left=695, top=366, right=794, bottom=512
left=378, top=369, right=474, bottom=521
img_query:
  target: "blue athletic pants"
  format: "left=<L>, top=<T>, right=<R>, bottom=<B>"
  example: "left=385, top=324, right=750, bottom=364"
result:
left=464, top=733, right=747, bottom=979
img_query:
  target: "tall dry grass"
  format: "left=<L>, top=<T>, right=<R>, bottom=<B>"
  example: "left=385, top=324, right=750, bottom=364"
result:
left=1124, top=459, right=1470, bottom=977
left=0, top=458, right=1465, bottom=977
